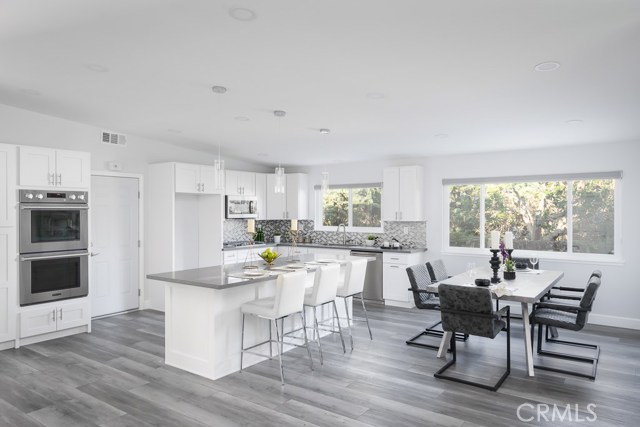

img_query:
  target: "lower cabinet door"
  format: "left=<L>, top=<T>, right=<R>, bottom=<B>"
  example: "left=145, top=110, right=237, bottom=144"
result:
left=383, top=263, right=411, bottom=302
left=57, top=300, right=90, bottom=331
left=20, top=306, right=58, bottom=338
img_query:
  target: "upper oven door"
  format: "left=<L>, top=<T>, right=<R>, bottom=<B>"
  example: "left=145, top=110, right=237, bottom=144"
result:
left=19, top=204, right=89, bottom=253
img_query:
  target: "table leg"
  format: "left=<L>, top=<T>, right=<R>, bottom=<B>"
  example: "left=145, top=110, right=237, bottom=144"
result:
left=521, top=302, right=535, bottom=376
left=437, top=331, right=453, bottom=358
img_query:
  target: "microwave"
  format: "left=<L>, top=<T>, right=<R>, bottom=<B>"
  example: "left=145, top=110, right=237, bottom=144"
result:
left=225, top=196, right=258, bottom=219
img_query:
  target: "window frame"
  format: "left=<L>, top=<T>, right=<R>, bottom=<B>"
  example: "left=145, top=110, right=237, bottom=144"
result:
left=442, top=176, right=623, bottom=263
left=314, top=185, right=383, bottom=233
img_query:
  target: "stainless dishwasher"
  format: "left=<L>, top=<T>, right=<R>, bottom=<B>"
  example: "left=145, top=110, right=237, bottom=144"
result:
left=350, top=250, right=384, bottom=302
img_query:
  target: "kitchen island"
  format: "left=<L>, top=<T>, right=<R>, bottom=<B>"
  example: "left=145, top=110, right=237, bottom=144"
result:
left=147, top=253, right=370, bottom=380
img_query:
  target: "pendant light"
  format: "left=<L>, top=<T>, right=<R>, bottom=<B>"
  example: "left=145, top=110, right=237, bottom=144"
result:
left=274, top=110, right=286, bottom=194
left=211, top=85, right=227, bottom=191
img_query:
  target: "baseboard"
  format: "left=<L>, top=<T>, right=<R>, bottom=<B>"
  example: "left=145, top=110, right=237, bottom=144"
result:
left=384, top=299, right=415, bottom=309
left=0, top=341, right=15, bottom=351
left=588, top=314, right=640, bottom=330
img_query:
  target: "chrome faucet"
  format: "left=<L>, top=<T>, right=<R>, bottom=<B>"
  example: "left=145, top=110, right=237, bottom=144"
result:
left=337, top=223, right=347, bottom=245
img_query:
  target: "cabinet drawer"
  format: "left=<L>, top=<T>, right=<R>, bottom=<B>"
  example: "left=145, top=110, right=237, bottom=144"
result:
left=383, top=252, right=411, bottom=265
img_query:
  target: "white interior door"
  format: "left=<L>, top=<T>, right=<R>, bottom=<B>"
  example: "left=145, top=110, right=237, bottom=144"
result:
left=91, top=175, right=140, bottom=317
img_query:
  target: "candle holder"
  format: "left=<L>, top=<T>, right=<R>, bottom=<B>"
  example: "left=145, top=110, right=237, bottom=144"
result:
left=288, top=230, right=300, bottom=261
left=489, top=249, right=501, bottom=283
left=243, top=232, right=258, bottom=269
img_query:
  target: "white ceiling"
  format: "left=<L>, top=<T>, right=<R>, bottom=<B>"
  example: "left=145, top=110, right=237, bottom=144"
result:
left=1, top=0, right=639, bottom=166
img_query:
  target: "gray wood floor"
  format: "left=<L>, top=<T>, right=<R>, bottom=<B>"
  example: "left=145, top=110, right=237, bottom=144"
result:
left=1, top=304, right=638, bottom=427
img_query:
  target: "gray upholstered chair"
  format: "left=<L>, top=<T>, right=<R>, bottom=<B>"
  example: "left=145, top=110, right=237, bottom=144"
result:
left=405, top=264, right=443, bottom=350
left=435, top=284, right=510, bottom=391
left=426, top=259, right=449, bottom=282
left=530, top=275, right=602, bottom=380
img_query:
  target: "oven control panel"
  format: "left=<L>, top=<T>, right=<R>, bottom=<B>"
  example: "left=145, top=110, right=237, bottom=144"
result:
left=19, top=189, right=89, bottom=204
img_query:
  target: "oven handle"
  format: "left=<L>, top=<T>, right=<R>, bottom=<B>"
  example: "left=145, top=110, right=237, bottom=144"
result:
left=20, top=251, right=90, bottom=261
left=20, top=205, right=89, bottom=210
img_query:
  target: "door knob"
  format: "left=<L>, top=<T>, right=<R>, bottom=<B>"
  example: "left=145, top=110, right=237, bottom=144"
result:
left=90, top=252, right=101, bottom=257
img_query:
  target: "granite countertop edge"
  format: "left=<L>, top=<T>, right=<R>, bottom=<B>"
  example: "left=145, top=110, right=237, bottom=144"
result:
left=223, top=242, right=427, bottom=254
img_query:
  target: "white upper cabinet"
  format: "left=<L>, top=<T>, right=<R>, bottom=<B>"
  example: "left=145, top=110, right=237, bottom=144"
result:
left=266, top=173, right=286, bottom=219
left=255, top=173, right=267, bottom=220
left=19, top=146, right=90, bottom=189
left=382, top=166, right=423, bottom=221
left=225, top=170, right=255, bottom=196
left=175, top=163, right=218, bottom=194
left=286, top=173, right=309, bottom=220
left=0, top=144, right=17, bottom=226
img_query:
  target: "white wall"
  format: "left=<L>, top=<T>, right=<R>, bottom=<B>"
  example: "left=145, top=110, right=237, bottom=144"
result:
left=301, top=141, right=640, bottom=330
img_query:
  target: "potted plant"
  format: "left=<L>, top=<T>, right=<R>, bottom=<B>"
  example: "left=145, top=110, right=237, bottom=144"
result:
left=273, top=232, right=281, bottom=244
left=503, top=257, right=516, bottom=280
left=365, top=234, right=377, bottom=246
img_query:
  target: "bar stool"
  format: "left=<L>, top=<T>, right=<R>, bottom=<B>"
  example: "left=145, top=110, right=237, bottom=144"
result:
left=303, top=264, right=345, bottom=364
left=240, top=270, right=313, bottom=385
left=336, top=258, right=372, bottom=350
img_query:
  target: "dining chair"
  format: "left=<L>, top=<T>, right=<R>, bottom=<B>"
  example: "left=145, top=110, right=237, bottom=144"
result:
left=426, top=259, right=449, bottom=282
left=240, top=270, right=313, bottom=385
left=405, top=264, right=468, bottom=350
left=435, top=284, right=511, bottom=391
left=530, top=275, right=602, bottom=380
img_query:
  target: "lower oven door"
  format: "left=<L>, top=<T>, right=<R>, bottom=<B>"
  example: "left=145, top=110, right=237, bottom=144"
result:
left=20, top=250, right=89, bottom=306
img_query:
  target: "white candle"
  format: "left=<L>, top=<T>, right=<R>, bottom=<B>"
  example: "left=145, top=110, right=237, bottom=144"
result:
left=505, top=231, right=514, bottom=249
left=290, top=219, right=298, bottom=231
left=247, top=219, right=255, bottom=233
left=491, top=230, right=500, bottom=249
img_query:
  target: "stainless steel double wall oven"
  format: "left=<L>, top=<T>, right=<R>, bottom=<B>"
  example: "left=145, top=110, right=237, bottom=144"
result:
left=19, top=189, right=89, bottom=306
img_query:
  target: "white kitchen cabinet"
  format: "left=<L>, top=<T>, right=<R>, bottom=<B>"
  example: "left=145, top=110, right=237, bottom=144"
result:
left=19, top=146, right=90, bottom=188
left=225, top=170, right=255, bottom=196
left=266, top=173, right=287, bottom=219
left=255, top=173, right=267, bottom=220
left=286, top=173, right=309, bottom=220
left=306, top=247, right=349, bottom=258
left=0, top=144, right=17, bottom=226
left=382, top=166, right=423, bottom=221
left=0, top=228, right=17, bottom=345
left=19, top=299, right=90, bottom=339
left=383, top=251, right=426, bottom=308
left=175, top=163, right=218, bottom=194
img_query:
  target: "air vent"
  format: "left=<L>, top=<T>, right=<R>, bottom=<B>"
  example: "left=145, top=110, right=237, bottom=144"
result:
left=101, top=130, right=127, bottom=147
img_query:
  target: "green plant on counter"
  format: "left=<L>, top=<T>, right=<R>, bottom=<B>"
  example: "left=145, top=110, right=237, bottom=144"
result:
left=367, top=234, right=377, bottom=240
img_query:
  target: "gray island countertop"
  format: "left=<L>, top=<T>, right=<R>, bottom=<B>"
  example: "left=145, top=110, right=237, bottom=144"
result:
left=147, top=253, right=374, bottom=290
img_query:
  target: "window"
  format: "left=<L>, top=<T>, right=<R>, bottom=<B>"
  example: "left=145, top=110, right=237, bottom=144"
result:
left=445, top=173, right=620, bottom=257
left=316, top=184, right=382, bottom=231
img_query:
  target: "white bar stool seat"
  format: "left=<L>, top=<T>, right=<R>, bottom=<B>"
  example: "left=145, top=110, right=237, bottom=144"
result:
left=240, top=270, right=313, bottom=385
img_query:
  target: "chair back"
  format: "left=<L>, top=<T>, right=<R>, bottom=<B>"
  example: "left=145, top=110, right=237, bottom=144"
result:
left=512, top=257, right=539, bottom=270
left=590, top=270, right=602, bottom=279
left=274, top=270, right=307, bottom=318
left=576, top=275, right=601, bottom=328
left=426, top=259, right=448, bottom=282
left=341, top=259, right=368, bottom=296
left=308, top=264, right=340, bottom=305
left=437, top=284, right=504, bottom=339
left=406, top=264, right=437, bottom=309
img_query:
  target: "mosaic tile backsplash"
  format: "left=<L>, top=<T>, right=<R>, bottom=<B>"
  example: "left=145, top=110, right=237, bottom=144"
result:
left=224, top=219, right=427, bottom=248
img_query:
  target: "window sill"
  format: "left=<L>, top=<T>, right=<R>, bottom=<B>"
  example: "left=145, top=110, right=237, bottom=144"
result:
left=441, top=247, right=625, bottom=266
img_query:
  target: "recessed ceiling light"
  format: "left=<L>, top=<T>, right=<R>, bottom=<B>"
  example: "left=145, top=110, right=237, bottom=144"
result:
left=234, top=116, right=250, bottom=122
left=534, top=62, right=561, bottom=72
left=167, top=129, right=182, bottom=134
left=211, top=86, right=227, bottom=94
left=18, top=88, right=41, bottom=96
left=229, top=7, right=257, bottom=21
left=274, top=110, right=286, bottom=117
left=435, top=133, right=449, bottom=139
left=85, top=63, right=109, bottom=72
left=319, top=129, right=330, bottom=134
left=566, top=119, right=584, bottom=125
left=366, top=92, right=385, bottom=99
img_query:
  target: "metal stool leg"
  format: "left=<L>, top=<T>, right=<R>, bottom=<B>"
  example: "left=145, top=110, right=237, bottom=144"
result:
left=313, top=306, right=323, bottom=364
left=359, top=293, right=373, bottom=340
left=332, top=300, right=346, bottom=353
left=274, top=318, right=284, bottom=385
left=300, top=312, right=314, bottom=370
left=269, top=318, right=273, bottom=359
left=343, top=297, right=354, bottom=351
left=240, top=313, right=245, bottom=372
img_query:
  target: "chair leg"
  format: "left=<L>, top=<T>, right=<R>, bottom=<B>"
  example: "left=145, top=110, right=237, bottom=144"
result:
left=312, top=306, right=323, bottom=365
left=274, top=319, right=284, bottom=385
left=300, top=312, right=314, bottom=370
left=269, top=317, right=273, bottom=359
left=406, top=320, right=445, bottom=350
left=332, top=300, right=346, bottom=353
left=240, top=313, right=245, bottom=372
left=359, top=293, right=373, bottom=340
left=343, top=297, right=354, bottom=351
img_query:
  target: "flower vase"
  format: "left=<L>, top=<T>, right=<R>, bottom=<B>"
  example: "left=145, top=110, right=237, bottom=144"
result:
left=503, top=271, right=516, bottom=280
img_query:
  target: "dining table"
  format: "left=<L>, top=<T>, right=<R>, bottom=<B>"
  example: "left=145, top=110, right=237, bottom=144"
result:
left=429, top=267, right=564, bottom=377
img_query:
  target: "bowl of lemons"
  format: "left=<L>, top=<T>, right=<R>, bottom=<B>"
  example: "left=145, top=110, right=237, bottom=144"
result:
left=258, top=248, right=280, bottom=267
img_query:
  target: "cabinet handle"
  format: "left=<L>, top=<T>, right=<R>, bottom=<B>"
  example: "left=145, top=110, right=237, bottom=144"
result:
left=52, top=309, right=56, bottom=322
left=57, top=174, right=62, bottom=186
left=395, top=212, right=398, bottom=220
left=196, top=183, right=201, bottom=192
left=389, top=265, right=400, bottom=268
left=59, top=308, right=63, bottom=320
left=48, top=173, right=54, bottom=185
left=390, top=257, right=400, bottom=260
left=201, top=183, right=205, bottom=192
left=399, top=212, right=403, bottom=220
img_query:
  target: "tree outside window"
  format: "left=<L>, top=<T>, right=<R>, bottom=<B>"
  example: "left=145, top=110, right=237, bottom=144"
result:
left=320, top=186, right=382, bottom=230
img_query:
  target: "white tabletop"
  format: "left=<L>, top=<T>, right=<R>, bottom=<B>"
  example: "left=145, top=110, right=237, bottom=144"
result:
left=428, top=267, right=564, bottom=304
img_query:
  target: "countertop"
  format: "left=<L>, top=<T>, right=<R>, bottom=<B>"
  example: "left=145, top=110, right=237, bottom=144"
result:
left=223, top=242, right=427, bottom=254
left=147, top=253, right=375, bottom=290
